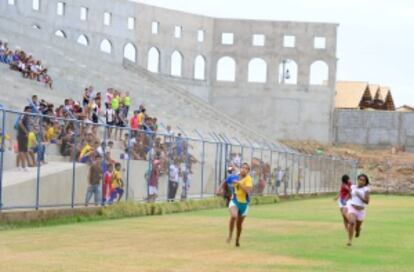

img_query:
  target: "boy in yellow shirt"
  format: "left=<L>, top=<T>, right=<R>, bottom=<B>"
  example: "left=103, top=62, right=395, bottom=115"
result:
left=109, top=162, right=124, bottom=204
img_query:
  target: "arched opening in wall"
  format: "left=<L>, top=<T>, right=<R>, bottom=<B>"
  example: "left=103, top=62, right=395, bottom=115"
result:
left=77, top=34, right=89, bottom=46
left=123, top=43, right=136, bottom=62
left=100, top=39, right=112, bottom=54
left=147, top=47, right=160, bottom=73
left=216, top=56, right=236, bottom=82
left=278, top=59, right=298, bottom=85
left=194, top=55, right=206, bottom=80
left=170, top=50, right=183, bottom=77
left=32, top=24, right=41, bottom=30
left=54, top=30, right=66, bottom=38
left=309, top=60, right=329, bottom=85
left=248, top=58, right=267, bottom=83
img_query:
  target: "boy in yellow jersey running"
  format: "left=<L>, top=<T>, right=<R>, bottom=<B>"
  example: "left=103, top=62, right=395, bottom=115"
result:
left=109, top=162, right=124, bottom=204
left=227, top=162, right=253, bottom=247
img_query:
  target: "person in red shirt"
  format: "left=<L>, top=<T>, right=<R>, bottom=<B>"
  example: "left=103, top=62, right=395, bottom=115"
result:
left=102, top=163, right=114, bottom=205
left=130, top=110, right=139, bottom=137
left=334, top=174, right=352, bottom=230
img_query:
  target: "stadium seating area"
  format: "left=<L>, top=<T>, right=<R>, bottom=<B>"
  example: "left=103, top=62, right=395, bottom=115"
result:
left=0, top=27, right=290, bottom=209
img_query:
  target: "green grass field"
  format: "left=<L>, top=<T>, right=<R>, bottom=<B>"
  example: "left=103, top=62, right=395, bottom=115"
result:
left=0, top=195, right=413, bottom=272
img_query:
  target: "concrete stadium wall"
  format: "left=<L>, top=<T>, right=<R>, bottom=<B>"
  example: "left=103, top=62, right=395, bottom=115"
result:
left=333, top=110, right=414, bottom=151
left=0, top=0, right=338, bottom=142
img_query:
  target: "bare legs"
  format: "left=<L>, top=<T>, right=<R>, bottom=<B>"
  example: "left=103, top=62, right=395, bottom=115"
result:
left=227, top=205, right=246, bottom=247
left=340, top=207, right=349, bottom=230
left=346, top=213, right=356, bottom=246
left=17, top=152, right=28, bottom=169
left=236, top=216, right=245, bottom=247
left=346, top=213, right=363, bottom=246
left=355, top=220, right=362, bottom=238
left=227, top=206, right=237, bottom=243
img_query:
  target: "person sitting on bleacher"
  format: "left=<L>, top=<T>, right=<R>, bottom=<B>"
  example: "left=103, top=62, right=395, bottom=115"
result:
left=45, top=121, right=59, bottom=144
left=78, top=133, right=94, bottom=164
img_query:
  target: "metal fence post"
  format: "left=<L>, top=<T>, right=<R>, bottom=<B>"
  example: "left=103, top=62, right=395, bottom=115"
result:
left=194, top=130, right=205, bottom=199
left=214, top=133, right=225, bottom=185
left=218, top=134, right=230, bottom=179
left=290, top=153, right=294, bottom=196
left=332, top=158, right=336, bottom=193
left=308, top=155, right=312, bottom=194
left=210, top=133, right=219, bottom=194
left=101, top=124, right=108, bottom=205
left=71, top=121, right=79, bottom=208
left=183, top=132, right=190, bottom=200
left=0, top=108, right=6, bottom=210
left=35, top=115, right=44, bottom=210
left=284, top=152, right=288, bottom=196
left=125, top=127, right=132, bottom=201
left=233, top=137, right=244, bottom=165
left=268, top=149, right=273, bottom=196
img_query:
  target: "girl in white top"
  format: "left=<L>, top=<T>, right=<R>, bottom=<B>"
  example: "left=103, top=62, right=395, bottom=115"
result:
left=346, top=174, right=370, bottom=246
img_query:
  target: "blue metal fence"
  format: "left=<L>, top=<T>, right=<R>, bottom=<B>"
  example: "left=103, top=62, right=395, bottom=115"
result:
left=0, top=107, right=358, bottom=211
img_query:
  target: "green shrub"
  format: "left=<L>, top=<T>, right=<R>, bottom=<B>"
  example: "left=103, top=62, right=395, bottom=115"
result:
left=1, top=196, right=280, bottom=229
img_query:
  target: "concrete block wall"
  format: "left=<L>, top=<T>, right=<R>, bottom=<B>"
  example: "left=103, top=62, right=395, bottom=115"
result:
left=333, top=110, right=414, bottom=151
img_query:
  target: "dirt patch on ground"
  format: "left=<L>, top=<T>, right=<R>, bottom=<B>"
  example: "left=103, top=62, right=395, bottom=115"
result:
left=283, top=141, right=414, bottom=194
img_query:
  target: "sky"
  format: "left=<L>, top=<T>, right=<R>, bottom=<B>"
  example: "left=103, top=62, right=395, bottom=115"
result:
left=133, top=0, right=414, bottom=107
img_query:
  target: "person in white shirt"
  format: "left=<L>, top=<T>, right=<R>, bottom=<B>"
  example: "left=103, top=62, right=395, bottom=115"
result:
left=275, top=168, right=285, bottom=195
left=345, top=174, right=370, bottom=246
left=167, top=160, right=180, bottom=201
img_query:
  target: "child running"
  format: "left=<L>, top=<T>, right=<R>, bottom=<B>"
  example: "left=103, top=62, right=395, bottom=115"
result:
left=217, top=164, right=239, bottom=206
left=345, top=174, right=370, bottom=246
left=334, top=174, right=352, bottom=230
left=102, top=163, right=114, bottom=205
left=226, top=162, right=253, bottom=247
left=109, top=162, right=124, bottom=204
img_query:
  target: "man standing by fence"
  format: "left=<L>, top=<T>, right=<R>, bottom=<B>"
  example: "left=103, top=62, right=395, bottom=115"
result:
left=16, top=106, right=31, bottom=171
left=85, top=154, right=103, bottom=206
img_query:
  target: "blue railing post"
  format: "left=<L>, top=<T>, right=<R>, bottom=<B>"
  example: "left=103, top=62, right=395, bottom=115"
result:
left=284, top=152, right=288, bottom=196
left=126, top=126, right=132, bottom=201
left=214, top=134, right=225, bottom=192
left=177, top=126, right=190, bottom=200
left=101, top=124, right=108, bottom=205
left=268, top=150, right=273, bottom=196
left=35, top=115, right=44, bottom=210
left=0, top=107, right=6, bottom=211
left=209, top=133, right=219, bottom=192
left=71, top=121, right=79, bottom=208
left=232, top=137, right=244, bottom=167
left=194, top=129, right=205, bottom=199
left=218, top=134, right=229, bottom=178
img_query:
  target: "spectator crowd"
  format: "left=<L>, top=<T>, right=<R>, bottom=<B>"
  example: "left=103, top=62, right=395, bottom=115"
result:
left=10, top=85, right=196, bottom=206
left=1, top=39, right=304, bottom=210
left=0, top=40, right=53, bottom=89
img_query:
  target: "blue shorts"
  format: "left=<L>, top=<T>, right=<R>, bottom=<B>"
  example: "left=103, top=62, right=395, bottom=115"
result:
left=229, top=199, right=249, bottom=217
